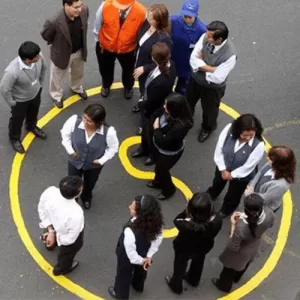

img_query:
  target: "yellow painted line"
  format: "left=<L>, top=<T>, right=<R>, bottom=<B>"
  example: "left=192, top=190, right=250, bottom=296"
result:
left=9, top=84, right=293, bottom=300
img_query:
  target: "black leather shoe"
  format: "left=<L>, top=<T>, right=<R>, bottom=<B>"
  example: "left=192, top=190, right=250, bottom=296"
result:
left=124, top=88, right=133, bottom=100
left=212, top=277, right=229, bottom=292
left=158, top=193, right=172, bottom=201
left=10, top=140, right=25, bottom=154
left=53, top=100, right=63, bottom=109
left=198, top=130, right=211, bottom=143
left=131, top=149, right=146, bottom=158
left=53, top=260, right=79, bottom=276
left=83, top=201, right=91, bottom=210
left=30, top=127, right=47, bottom=139
left=77, top=90, right=88, bottom=100
left=132, top=103, right=140, bottom=113
left=165, top=276, right=182, bottom=295
left=218, top=211, right=229, bottom=218
left=135, top=127, right=142, bottom=135
left=108, top=286, right=117, bottom=298
left=101, top=87, right=110, bottom=98
left=147, top=181, right=160, bottom=189
left=184, top=272, right=198, bottom=287
left=144, top=157, right=154, bottom=166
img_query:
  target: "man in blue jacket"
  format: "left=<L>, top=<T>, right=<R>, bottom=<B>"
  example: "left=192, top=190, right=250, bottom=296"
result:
left=171, top=0, right=206, bottom=95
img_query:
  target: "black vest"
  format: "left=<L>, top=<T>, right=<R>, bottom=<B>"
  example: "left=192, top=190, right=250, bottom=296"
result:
left=116, top=220, right=151, bottom=264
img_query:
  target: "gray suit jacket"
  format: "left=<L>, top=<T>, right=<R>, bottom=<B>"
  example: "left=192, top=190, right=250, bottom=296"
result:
left=249, top=163, right=290, bottom=211
left=41, top=6, right=89, bottom=69
left=219, top=207, right=274, bottom=271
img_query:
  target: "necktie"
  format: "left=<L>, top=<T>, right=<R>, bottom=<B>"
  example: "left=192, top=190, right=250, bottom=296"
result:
left=209, top=44, right=215, bottom=54
left=119, top=9, right=127, bottom=26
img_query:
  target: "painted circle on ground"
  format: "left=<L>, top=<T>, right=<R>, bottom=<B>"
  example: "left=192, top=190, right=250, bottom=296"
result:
left=9, top=82, right=293, bottom=300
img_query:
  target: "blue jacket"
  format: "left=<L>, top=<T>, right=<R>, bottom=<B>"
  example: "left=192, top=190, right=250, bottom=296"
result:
left=170, top=15, right=206, bottom=77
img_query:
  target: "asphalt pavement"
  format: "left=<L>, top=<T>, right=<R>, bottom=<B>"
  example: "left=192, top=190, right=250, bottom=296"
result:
left=0, top=0, right=300, bottom=299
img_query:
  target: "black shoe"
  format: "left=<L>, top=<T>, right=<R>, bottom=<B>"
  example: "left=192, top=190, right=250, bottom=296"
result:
left=10, top=140, right=25, bottom=154
left=158, top=193, right=174, bottom=201
left=124, top=88, right=133, bottom=100
left=135, top=127, right=142, bottom=135
left=53, top=100, right=64, bottom=109
left=76, top=90, right=88, bottom=100
left=132, top=103, right=140, bottom=113
left=131, top=283, right=143, bottom=293
left=131, top=149, right=146, bottom=158
left=218, top=211, right=229, bottom=218
left=108, top=286, right=117, bottom=298
left=147, top=180, right=160, bottom=189
left=101, top=87, right=110, bottom=98
left=29, top=127, right=47, bottom=140
left=144, top=157, right=154, bottom=166
left=198, top=129, right=211, bottom=143
left=83, top=201, right=91, bottom=210
left=165, top=276, right=182, bottom=295
left=183, top=272, right=198, bottom=287
left=53, top=260, right=79, bottom=276
left=212, top=277, right=230, bottom=292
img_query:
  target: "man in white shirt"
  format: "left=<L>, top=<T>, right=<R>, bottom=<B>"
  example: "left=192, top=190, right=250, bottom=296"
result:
left=38, top=175, right=84, bottom=276
left=186, top=21, right=237, bottom=143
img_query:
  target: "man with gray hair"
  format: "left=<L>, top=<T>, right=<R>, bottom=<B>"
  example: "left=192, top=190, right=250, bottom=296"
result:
left=187, top=21, right=237, bottom=143
left=0, top=41, right=47, bottom=153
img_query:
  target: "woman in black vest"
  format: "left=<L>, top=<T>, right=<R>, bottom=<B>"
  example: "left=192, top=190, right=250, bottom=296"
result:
left=132, top=3, right=172, bottom=134
left=212, top=193, right=274, bottom=293
left=165, top=192, right=222, bottom=294
left=131, top=42, right=176, bottom=165
left=244, top=146, right=296, bottom=212
left=147, top=93, right=193, bottom=200
left=108, top=194, right=164, bottom=300
left=206, top=114, right=265, bottom=218
left=60, top=104, right=119, bottom=209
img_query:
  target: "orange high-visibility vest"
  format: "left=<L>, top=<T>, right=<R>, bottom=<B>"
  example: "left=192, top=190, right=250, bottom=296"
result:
left=99, top=0, right=146, bottom=53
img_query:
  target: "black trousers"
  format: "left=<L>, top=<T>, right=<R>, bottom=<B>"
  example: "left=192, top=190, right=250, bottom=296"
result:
left=154, top=150, right=183, bottom=197
left=169, top=250, right=206, bottom=294
left=95, top=42, right=135, bottom=90
left=68, top=162, right=103, bottom=202
left=186, top=77, right=225, bottom=131
left=53, top=231, right=84, bottom=275
left=139, top=117, right=154, bottom=157
left=207, top=167, right=249, bottom=215
left=9, top=88, right=41, bottom=140
left=138, top=72, right=148, bottom=97
left=114, top=257, right=147, bottom=300
left=217, top=263, right=250, bottom=292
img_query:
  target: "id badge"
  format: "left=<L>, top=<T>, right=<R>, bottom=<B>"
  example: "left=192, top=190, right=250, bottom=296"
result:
left=189, top=44, right=196, bottom=48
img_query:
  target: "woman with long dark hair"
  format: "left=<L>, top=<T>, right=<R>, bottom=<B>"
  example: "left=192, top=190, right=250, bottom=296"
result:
left=131, top=42, right=176, bottom=166
left=147, top=93, right=193, bottom=200
left=165, top=192, right=222, bottom=294
left=245, top=146, right=296, bottom=212
left=206, top=114, right=265, bottom=218
left=108, top=194, right=164, bottom=300
left=60, top=104, right=119, bottom=209
left=212, top=193, right=274, bottom=293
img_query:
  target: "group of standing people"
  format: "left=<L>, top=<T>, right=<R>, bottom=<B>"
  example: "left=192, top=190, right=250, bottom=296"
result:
left=0, top=0, right=297, bottom=299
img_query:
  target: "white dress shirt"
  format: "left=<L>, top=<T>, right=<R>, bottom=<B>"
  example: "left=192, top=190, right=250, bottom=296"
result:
left=189, top=33, right=237, bottom=84
left=38, top=186, right=84, bottom=246
left=60, top=115, right=119, bottom=166
left=123, top=217, right=163, bottom=265
left=214, top=123, right=265, bottom=179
